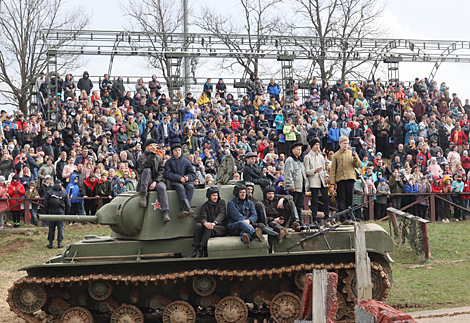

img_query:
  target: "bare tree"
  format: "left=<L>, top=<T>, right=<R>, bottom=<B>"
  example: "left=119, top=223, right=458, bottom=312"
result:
left=0, top=0, right=90, bottom=115
left=290, top=0, right=387, bottom=82
left=120, top=0, right=183, bottom=98
left=194, top=0, right=284, bottom=77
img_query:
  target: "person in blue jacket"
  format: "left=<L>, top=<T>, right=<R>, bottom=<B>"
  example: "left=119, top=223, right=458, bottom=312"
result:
left=274, top=111, right=284, bottom=134
left=267, top=78, right=281, bottom=101
left=404, top=119, right=418, bottom=144
left=66, top=174, right=83, bottom=216
left=328, top=121, right=341, bottom=152
left=226, top=184, right=264, bottom=249
left=403, top=177, right=418, bottom=215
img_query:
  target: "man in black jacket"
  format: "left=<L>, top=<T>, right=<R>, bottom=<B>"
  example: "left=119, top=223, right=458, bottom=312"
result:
left=137, top=139, right=170, bottom=222
left=391, top=115, right=404, bottom=149
left=44, top=180, right=71, bottom=249
left=242, top=152, right=270, bottom=189
left=77, top=71, right=93, bottom=96
left=164, top=144, right=197, bottom=218
left=191, top=187, right=227, bottom=258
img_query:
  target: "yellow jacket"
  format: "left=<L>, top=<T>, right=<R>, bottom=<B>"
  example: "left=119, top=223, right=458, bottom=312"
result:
left=198, top=94, right=210, bottom=106
left=330, top=149, right=362, bottom=184
left=283, top=124, right=297, bottom=141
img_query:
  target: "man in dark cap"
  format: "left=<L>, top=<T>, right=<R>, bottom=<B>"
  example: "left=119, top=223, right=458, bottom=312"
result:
left=243, top=152, right=270, bottom=189
left=261, top=186, right=293, bottom=239
left=227, top=184, right=264, bottom=249
left=284, top=142, right=308, bottom=225
left=137, top=138, right=170, bottom=223
left=191, top=186, right=227, bottom=258
left=164, top=143, right=197, bottom=217
left=43, top=180, right=71, bottom=249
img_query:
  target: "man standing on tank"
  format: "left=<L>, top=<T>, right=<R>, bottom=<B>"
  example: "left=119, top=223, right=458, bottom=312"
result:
left=191, top=187, right=227, bottom=258
left=165, top=143, right=197, bottom=218
left=242, top=152, right=270, bottom=189
left=137, top=139, right=170, bottom=223
left=284, top=142, right=308, bottom=226
left=330, top=136, right=362, bottom=223
left=44, top=180, right=71, bottom=249
left=227, top=184, right=265, bottom=249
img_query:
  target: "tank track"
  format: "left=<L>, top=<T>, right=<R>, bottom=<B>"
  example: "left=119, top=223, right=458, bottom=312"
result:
left=7, top=261, right=391, bottom=322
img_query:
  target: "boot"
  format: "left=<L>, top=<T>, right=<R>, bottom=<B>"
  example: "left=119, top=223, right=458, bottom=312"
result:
left=178, top=206, right=188, bottom=218
left=278, top=227, right=288, bottom=244
left=58, top=242, right=64, bottom=248
left=139, top=191, right=148, bottom=208
left=201, top=246, right=208, bottom=257
left=242, top=233, right=250, bottom=249
left=162, top=210, right=171, bottom=223
left=184, top=199, right=195, bottom=217
left=47, top=241, right=53, bottom=249
left=190, top=246, right=200, bottom=258
left=261, top=225, right=279, bottom=237
left=258, top=208, right=268, bottom=225
left=253, top=227, right=265, bottom=242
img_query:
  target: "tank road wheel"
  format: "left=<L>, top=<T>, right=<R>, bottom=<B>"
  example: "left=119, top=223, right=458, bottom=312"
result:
left=294, top=270, right=309, bottom=290
left=270, top=292, right=301, bottom=323
left=336, top=292, right=347, bottom=321
left=110, top=304, right=144, bottom=323
left=342, top=267, right=390, bottom=302
left=163, top=301, right=196, bottom=323
left=61, top=307, right=94, bottom=323
left=215, top=296, right=248, bottom=323
left=12, top=282, right=47, bottom=313
left=88, top=280, right=112, bottom=300
left=193, top=275, right=216, bottom=296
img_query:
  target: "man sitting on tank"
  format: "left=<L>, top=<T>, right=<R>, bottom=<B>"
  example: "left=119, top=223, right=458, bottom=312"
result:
left=191, top=186, right=227, bottom=258
left=263, top=186, right=298, bottom=234
left=227, top=184, right=265, bottom=249
left=244, top=182, right=289, bottom=242
left=164, top=143, right=197, bottom=218
left=137, top=138, right=170, bottom=223
left=242, top=152, right=271, bottom=189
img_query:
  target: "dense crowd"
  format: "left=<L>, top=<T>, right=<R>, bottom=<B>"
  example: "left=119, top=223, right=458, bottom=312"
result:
left=0, top=71, right=467, bottom=229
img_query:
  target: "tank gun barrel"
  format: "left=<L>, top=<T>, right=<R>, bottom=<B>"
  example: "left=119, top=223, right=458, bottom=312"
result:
left=38, top=214, right=98, bottom=222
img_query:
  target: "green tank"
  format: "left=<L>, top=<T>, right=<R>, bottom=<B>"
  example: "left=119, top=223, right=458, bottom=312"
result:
left=7, top=185, right=394, bottom=323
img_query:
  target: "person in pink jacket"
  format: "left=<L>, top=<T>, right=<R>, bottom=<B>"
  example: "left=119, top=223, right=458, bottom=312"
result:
left=62, top=156, right=77, bottom=183
left=0, top=176, right=8, bottom=228
left=427, top=157, right=443, bottom=178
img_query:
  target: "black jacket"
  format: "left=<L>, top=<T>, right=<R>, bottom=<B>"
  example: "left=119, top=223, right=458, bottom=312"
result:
left=77, top=74, right=93, bottom=95
left=200, top=198, right=227, bottom=226
left=164, top=156, right=197, bottom=185
left=243, top=164, right=270, bottom=187
left=44, top=184, right=71, bottom=214
left=137, top=151, right=165, bottom=185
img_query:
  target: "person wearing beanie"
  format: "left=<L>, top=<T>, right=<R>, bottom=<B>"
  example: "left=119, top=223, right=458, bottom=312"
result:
left=191, top=187, right=227, bottom=258
left=330, top=136, right=362, bottom=223
left=25, top=181, right=41, bottom=226
left=284, top=142, right=307, bottom=226
left=227, top=184, right=264, bottom=249
left=137, top=137, right=170, bottom=223
left=376, top=177, right=390, bottom=220
left=8, top=175, right=25, bottom=228
left=43, top=178, right=70, bottom=249
left=304, top=138, right=330, bottom=226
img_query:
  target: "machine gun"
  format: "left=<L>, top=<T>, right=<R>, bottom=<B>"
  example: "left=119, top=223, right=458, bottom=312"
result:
left=286, top=203, right=367, bottom=253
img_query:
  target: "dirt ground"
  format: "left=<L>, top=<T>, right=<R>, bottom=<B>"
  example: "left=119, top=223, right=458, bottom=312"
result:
left=0, top=270, right=27, bottom=323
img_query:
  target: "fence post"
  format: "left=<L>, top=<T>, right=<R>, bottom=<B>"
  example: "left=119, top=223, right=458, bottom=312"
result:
left=355, top=223, right=372, bottom=304
left=388, top=210, right=399, bottom=237
left=368, top=198, right=374, bottom=221
left=312, top=269, right=328, bottom=323
left=429, top=194, right=435, bottom=222
left=24, top=199, right=30, bottom=225
left=420, top=222, right=432, bottom=259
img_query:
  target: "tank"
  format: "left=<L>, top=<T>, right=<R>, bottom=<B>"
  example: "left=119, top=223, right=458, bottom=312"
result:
left=7, top=185, right=394, bottom=323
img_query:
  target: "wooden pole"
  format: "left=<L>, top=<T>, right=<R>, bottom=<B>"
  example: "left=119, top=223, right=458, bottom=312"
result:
left=420, top=222, right=432, bottom=259
left=312, top=269, right=327, bottom=323
left=388, top=210, right=400, bottom=238
left=429, top=194, right=435, bottom=222
left=354, top=223, right=372, bottom=304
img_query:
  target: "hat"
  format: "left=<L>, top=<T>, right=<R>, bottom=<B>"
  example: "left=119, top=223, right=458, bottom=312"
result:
left=143, top=138, right=157, bottom=149
left=245, top=152, right=257, bottom=159
left=101, top=171, right=108, bottom=177
left=45, top=175, right=52, bottom=180
left=265, top=186, right=276, bottom=194
left=339, top=136, right=349, bottom=144
left=171, top=143, right=182, bottom=151
left=464, top=150, right=468, bottom=155
left=291, top=142, right=303, bottom=150
left=0, top=176, right=5, bottom=181
left=410, top=140, right=415, bottom=144
left=377, top=152, right=382, bottom=156
left=233, top=184, right=247, bottom=198
left=208, top=129, right=214, bottom=134
left=380, top=178, right=386, bottom=183
left=310, top=138, right=320, bottom=147
left=206, top=186, right=219, bottom=199
left=106, top=131, right=112, bottom=135
left=362, top=142, right=368, bottom=146
left=54, top=179, right=62, bottom=185
left=338, top=79, right=342, bottom=82
left=418, top=156, right=423, bottom=159
left=431, top=122, right=435, bottom=126
left=427, top=174, right=433, bottom=179
left=30, top=181, right=36, bottom=187
left=434, top=176, right=440, bottom=180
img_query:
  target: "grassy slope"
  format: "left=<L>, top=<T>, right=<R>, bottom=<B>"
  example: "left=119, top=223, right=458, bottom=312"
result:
left=1, top=221, right=470, bottom=311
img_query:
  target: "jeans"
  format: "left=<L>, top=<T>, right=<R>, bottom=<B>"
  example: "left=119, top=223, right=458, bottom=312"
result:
left=310, top=186, right=329, bottom=222
left=48, top=221, right=64, bottom=242
left=229, top=221, right=255, bottom=240
left=30, top=205, right=39, bottom=226
left=462, top=199, right=469, bottom=219
left=331, top=141, right=339, bottom=152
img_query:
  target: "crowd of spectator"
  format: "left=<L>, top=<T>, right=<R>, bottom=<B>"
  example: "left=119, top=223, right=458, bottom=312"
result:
left=0, top=72, right=468, bottom=229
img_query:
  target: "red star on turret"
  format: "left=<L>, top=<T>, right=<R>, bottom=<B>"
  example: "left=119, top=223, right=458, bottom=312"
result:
left=151, top=199, right=162, bottom=210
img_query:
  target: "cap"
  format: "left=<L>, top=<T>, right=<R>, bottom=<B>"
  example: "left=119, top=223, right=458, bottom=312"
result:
left=54, top=179, right=62, bottom=185
left=291, top=142, right=303, bottom=150
left=418, top=156, right=424, bottom=159
left=377, top=152, right=382, bottom=156
left=245, top=152, right=258, bottom=159
left=171, top=143, right=182, bottom=151
left=380, top=178, right=386, bottom=183
left=106, top=131, right=112, bottom=135
left=0, top=176, right=5, bottom=181
left=434, top=176, right=440, bottom=180
left=143, top=138, right=157, bottom=149
left=45, top=175, right=51, bottom=180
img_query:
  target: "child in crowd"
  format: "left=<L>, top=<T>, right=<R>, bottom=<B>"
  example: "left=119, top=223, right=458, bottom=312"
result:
left=417, top=176, right=431, bottom=218
left=452, top=174, right=464, bottom=221
left=376, top=178, right=390, bottom=220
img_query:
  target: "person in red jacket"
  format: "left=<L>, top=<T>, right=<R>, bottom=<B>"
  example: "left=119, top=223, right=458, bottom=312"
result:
left=231, top=116, right=240, bottom=130
left=15, top=114, right=27, bottom=132
left=257, top=137, right=269, bottom=159
left=461, top=151, right=470, bottom=174
left=451, top=125, right=468, bottom=153
left=8, top=175, right=25, bottom=228
left=416, top=145, right=431, bottom=166
left=431, top=176, right=444, bottom=221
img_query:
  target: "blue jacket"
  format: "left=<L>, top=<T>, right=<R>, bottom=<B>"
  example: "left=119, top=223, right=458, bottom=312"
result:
left=66, top=174, right=82, bottom=203
left=267, top=83, right=281, bottom=96
left=231, top=104, right=242, bottom=115
left=226, top=197, right=257, bottom=231
left=164, top=156, right=197, bottom=185
left=404, top=122, right=418, bottom=143
left=404, top=183, right=418, bottom=194
left=328, top=127, right=340, bottom=143
left=274, top=114, right=284, bottom=129
left=112, top=179, right=127, bottom=196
